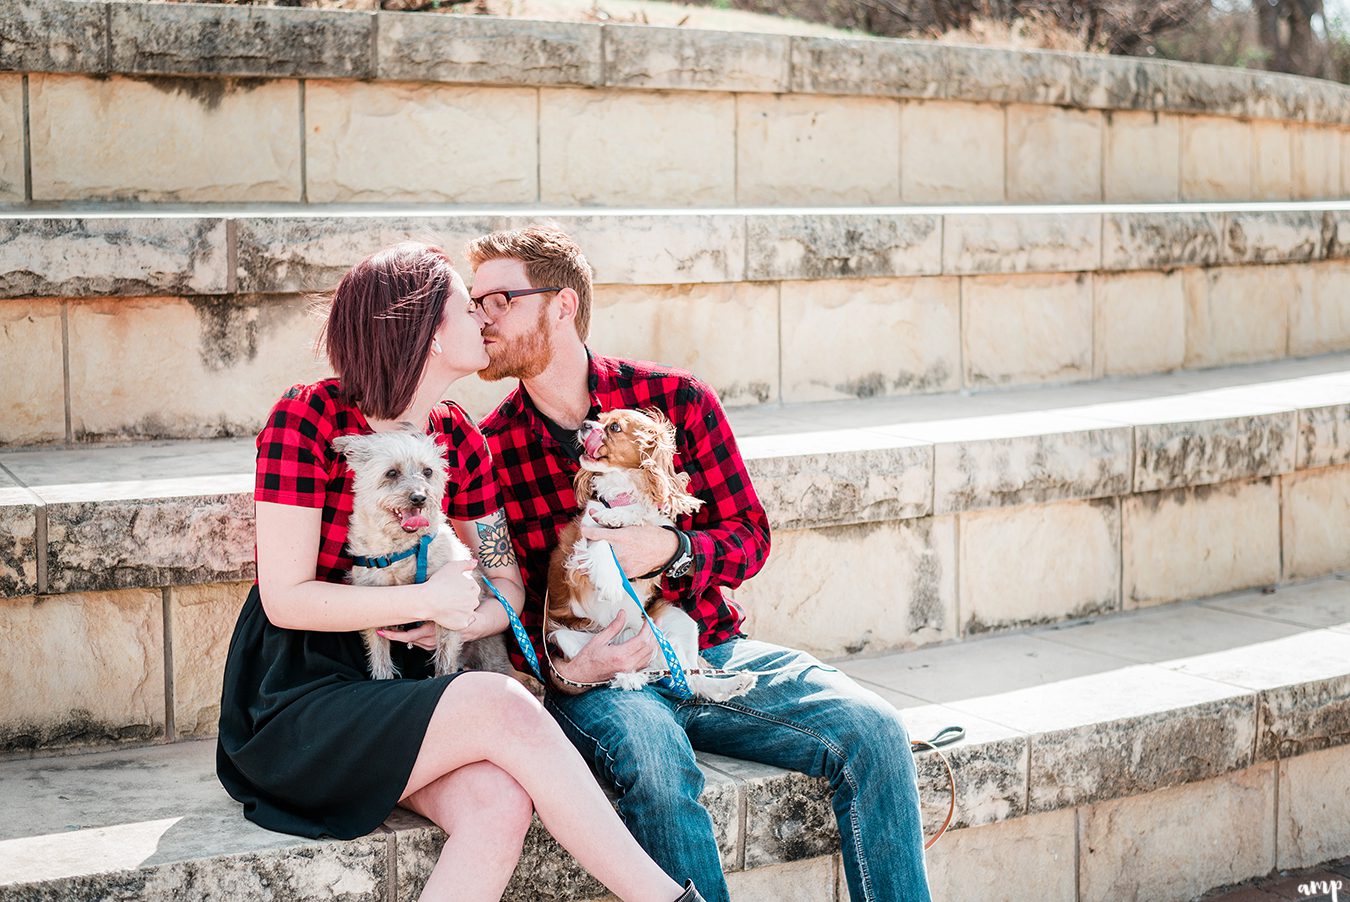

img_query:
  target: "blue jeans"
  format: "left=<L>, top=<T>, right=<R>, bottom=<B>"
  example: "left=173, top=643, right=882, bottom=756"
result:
left=545, top=638, right=932, bottom=902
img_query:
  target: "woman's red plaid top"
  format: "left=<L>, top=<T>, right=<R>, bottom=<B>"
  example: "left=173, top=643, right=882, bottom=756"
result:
left=479, top=354, right=772, bottom=675
left=254, top=379, right=501, bottom=585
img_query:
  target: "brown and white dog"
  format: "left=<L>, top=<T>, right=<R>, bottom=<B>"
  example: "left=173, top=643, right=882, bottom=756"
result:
left=546, top=408, right=757, bottom=701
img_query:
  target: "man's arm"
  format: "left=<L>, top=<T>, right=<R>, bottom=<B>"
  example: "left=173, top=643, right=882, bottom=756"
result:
left=582, top=378, right=771, bottom=600
left=665, top=378, right=771, bottom=601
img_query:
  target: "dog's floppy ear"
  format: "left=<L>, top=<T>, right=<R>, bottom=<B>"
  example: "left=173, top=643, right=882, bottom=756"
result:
left=634, top=408, right=704, bottom=519
left=573, top=467, right=597, bottom=506
left=638, top=407, right=676, bottom=447
left=331, top=433, right=373, bottom=465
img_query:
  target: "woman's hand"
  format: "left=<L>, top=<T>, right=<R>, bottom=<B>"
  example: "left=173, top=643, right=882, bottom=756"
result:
left=417, top=558, right=483, bottom=631
left=377, top=621, right=440, bottom=651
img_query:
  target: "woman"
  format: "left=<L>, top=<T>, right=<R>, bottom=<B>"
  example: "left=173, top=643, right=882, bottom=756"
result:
left=217, top=242, right=703, bottom=902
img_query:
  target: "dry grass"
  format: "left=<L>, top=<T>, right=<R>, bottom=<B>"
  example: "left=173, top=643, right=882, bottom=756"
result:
left=934, top=13, right=1110, bottom=53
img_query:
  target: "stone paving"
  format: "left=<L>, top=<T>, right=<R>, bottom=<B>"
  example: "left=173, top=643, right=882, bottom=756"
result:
left=2, top=575, right=1348, bottom=900
left=1202, top=857, right=1350, bottom=901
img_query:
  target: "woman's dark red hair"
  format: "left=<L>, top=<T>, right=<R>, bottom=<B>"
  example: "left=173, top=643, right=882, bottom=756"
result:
left=319, top=242, right=455, bottom=422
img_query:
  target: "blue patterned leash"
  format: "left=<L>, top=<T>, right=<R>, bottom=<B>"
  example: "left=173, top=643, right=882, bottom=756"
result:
left=480, top=574, right=545, bottom=683
left=607, top=545, right=693, bottom=698
left=422, top=569, right=543, bottom=685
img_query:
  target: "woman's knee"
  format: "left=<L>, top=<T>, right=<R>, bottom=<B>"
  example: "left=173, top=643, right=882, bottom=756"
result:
left=421, top=763, right=534, bottom=840
left=453, top=762, right=535, bottom=839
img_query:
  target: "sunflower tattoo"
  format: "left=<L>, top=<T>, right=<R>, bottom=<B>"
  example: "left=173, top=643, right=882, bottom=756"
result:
left=476, top=511, right=517, bottom=569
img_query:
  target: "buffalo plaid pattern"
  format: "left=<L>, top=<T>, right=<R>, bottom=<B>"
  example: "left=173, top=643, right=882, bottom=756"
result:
left=479, top=354, right=772, bottom=675
left=254, top=379, right=500, bottom=585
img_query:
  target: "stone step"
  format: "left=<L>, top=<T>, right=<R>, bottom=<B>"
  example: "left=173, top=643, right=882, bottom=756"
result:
left=5, top=201, right=1350, bottom=445
left=2, top=577, right=1347, bottom=901
left=5, top=353, right=1350, bottom=756
left=3, top=0, right=1350, bottom=208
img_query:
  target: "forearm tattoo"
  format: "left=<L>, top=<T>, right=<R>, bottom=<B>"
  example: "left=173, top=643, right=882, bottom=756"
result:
left=476, top=511, right=518, bottom=569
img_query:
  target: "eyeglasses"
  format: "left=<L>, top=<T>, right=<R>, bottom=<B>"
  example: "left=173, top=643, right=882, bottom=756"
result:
left=469, top=286, right=560, bottom=319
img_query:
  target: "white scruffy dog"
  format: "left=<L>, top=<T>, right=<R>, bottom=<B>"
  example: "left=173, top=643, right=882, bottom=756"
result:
left=333, top=429, right=511, bottom=680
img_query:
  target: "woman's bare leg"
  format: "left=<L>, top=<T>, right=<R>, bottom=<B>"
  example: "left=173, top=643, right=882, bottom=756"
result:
left=401, top=762, right=533, bottom=902
left=402, top=672, right=684, bottom=902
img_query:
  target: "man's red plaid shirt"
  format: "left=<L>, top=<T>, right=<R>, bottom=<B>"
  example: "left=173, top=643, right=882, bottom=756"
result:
left=479, top=354, right=772, bottom=676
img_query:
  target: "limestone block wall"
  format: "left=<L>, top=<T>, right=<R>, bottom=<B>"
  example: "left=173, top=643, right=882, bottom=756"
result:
left=4, top=206, right=1350, bottom=445
left=742, top=463, right=1350, bottom=658
left=2, top=0, right=1350, bottom=207
left=6, top=379, right=1350, bottom=751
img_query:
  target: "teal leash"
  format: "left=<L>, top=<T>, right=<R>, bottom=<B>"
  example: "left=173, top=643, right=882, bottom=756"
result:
left=606, top=544, right=694, bottom=698
left=480, top=574, right=545, bottom=684
left=351, top=533, right=432, bottom=583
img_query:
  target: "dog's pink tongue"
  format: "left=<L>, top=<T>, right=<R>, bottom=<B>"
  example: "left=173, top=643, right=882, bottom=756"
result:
left=583, top=429, right=604, bottom=459
left=400, top=511, right=430, bottom=532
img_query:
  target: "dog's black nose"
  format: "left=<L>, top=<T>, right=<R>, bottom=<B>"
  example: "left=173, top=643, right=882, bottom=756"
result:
left=409, top=491, right=427, bottom=506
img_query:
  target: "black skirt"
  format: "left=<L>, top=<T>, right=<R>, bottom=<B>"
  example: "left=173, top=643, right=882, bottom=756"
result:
left=216, top=585, right=459, bottom=839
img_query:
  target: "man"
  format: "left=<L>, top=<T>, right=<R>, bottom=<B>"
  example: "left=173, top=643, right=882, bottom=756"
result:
left=468, top=226, right=932, bottom=902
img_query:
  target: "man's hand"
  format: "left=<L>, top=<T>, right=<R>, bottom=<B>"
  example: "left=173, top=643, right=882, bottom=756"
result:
left=551, top=609, right=658, bottom=693
left=579, top=524, right=678, bottom=579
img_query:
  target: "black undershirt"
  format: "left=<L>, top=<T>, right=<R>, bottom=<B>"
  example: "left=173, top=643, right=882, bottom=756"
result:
left=540, top=403, right=600, bottom=461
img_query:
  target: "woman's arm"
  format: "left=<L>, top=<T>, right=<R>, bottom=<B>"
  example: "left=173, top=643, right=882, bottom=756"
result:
left=453, top=508, right=526, bottom=643
left=255, top=500, right=480, bottom=632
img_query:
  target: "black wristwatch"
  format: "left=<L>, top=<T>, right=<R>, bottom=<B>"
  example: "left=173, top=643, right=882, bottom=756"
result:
left=661, top=526, right=694, bottom=579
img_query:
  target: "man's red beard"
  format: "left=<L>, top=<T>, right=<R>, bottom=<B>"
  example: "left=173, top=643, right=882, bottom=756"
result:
left=480, top=306, right=553, bottom=381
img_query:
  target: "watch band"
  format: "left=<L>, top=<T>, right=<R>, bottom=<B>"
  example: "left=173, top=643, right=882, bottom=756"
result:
left=663, top=526, right=693, bottom=578
left=635, top=526, right=691, bottom=580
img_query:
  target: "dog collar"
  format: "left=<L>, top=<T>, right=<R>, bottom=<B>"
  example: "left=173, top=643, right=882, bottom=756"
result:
left=351, top=532, right=433, bottom=584
left=597, top=492, right=636, bottom=508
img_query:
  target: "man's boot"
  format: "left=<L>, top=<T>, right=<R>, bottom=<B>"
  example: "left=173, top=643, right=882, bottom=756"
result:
left=673, top=880, right=707, bottom=902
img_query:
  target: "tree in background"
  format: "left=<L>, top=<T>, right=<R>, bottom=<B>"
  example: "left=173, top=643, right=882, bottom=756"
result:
left=690, top=0, right=1350, bottom=82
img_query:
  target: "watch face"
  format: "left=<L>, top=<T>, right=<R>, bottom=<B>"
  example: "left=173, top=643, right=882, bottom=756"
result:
left=668, top=549, right=693, bottom=578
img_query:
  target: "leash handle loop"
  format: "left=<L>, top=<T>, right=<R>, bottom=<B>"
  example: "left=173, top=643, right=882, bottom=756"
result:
left=922, top=725, right=966, bottom=748
left=909, top=724, right=964, bottom=850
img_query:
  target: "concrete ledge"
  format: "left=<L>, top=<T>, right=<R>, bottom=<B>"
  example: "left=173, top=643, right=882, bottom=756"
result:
left=4, top=355, right=1350, bottom=599
left=10, top=205, right=1350, bottom=447
left=109, top=2, right=374, bottom=80
left=1, top=580, right=1347, bottom=899
left=5, top=0, right=1350, bottom=127
left=4, top=203, right=1348, bottom=299
left=0, top=216, right=228, bottom=298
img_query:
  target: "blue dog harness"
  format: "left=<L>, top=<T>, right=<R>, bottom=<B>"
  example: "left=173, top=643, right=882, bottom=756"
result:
left=350, top=533, right=433, bottom=584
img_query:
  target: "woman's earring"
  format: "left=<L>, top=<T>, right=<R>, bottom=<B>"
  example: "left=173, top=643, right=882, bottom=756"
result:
left=431, top=337, right=442, bottom=355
